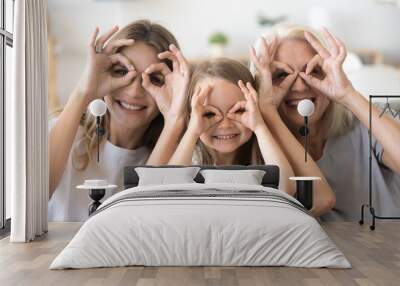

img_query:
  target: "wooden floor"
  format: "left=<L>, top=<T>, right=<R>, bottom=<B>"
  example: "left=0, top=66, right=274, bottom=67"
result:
left=0, top=221, right=399, bottom=286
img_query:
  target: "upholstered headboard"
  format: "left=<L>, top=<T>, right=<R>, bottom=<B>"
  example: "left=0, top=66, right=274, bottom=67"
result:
left=123, top=165, right=280, bottom=189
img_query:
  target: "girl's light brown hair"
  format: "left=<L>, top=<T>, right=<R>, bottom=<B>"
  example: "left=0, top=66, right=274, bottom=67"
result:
left=188, top=58, right=263, bottom=165
left=71, top=20, right=179, bottom=170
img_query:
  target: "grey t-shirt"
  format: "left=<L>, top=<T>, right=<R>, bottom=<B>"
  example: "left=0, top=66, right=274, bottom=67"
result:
left=318, top=121, right=400, bottom=221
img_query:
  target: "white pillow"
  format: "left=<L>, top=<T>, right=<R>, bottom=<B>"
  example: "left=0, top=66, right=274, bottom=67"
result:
left=200, top=169, right=266, bottom=185
left=135, top=167, right=200, bottom=186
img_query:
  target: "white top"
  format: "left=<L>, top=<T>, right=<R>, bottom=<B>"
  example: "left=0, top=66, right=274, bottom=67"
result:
left=192, top=146, right=202, bottom=165
left=48, top=118, right=150, bottom=222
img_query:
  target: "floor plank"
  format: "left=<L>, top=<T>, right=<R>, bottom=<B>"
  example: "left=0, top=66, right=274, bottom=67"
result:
left=0, top=221, right=399, bottom=286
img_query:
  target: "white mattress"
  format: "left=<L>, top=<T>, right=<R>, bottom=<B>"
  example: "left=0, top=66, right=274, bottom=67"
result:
left=50, top=183, right=350, bottom=269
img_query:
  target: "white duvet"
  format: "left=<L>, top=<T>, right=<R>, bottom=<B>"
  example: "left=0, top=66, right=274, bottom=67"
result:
left=50, top=183, right=350, bottom=269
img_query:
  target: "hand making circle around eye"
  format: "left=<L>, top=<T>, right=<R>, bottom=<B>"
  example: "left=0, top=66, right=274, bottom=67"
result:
left=299, top=27, right=355, bottom=104
left=76, top=26, right=137, bottom=104
left=188, top=85, right=223, bottom=136
left=142, top=44, right=191, bottom=122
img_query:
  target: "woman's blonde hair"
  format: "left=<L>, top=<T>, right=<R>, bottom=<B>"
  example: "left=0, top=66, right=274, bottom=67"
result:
left=254, top=24, right=356, bottom=138
left=61, top=20, right=179, bottom=170
left=188, top=58, right=263, bottom=165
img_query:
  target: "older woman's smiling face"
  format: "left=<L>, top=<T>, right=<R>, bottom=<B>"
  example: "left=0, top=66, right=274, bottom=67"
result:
left=275, top=38, right=331, bottom=129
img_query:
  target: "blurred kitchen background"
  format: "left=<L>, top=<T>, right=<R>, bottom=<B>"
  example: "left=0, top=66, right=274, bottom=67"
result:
left=47, top=0, right=400, bottom=111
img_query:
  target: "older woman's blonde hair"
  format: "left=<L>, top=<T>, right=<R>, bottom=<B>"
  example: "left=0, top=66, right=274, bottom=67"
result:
left=188, top=58, right=264, bottom=165
left=51, top=20, right=179, bottom=170
left=253, top=24, right=356, bottom=138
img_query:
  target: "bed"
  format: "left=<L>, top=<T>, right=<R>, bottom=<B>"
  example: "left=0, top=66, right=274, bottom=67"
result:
left=49, top=165, right=350, bottom=269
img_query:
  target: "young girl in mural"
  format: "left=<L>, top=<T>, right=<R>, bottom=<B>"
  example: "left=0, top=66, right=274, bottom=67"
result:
left=169, top=58, right=296, bottom=195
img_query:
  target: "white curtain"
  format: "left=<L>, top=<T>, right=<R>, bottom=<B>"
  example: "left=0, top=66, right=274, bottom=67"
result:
left=6, top=0, right=48, bottom=242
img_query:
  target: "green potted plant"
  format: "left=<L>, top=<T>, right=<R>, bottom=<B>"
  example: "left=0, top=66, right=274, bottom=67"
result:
left=256, top=14, right=286, bottom=27
left=208, top=31, right=229, bottom=58
left=256, top=13, right=287, bottom=38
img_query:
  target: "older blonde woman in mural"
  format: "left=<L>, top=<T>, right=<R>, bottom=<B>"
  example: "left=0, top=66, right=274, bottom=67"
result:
left=252, top=26, right=400, bottom=219
left=49, top=20, right=190, bottom=221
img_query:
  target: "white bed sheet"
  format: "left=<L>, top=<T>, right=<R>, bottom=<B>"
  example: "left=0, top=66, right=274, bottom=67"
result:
left=50, top=183, right=350, bottom=269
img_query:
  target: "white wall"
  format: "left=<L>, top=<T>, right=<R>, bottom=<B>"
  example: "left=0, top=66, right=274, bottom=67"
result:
left=55, top=53, right=86, bottom=106
left=48, top=0, right=400, bottom=105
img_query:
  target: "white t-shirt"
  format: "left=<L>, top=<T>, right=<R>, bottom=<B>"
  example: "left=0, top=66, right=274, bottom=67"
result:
left=192, top=146, right=202, bottom=165
left=48, top=118, right=150, bottom=222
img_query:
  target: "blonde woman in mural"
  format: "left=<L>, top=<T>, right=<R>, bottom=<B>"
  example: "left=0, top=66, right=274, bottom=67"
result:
left=169, top=58, right=296, bottom=195
left=252, top=26, right=400, bottom=219
left=49, top=20, right=190, bottom=221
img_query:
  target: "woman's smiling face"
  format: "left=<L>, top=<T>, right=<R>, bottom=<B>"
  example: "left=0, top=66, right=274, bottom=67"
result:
left=104, top=41, right=163, bottom=131
left=275, top=38, right=331, bottom=129
left=197, top=78, right=253, bottom=154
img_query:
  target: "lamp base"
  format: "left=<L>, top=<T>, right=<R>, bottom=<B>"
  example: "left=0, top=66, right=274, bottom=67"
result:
left=88, top=189, right=105, bottom=215
left=289, top=177, right=321, bottom=210
left=295, top=180, right=313, bottom=210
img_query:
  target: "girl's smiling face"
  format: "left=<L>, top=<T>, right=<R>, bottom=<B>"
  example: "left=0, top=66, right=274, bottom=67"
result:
left=104, top=41, right=163, bottom=131
left=197, top=78, right=253, bottom=155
